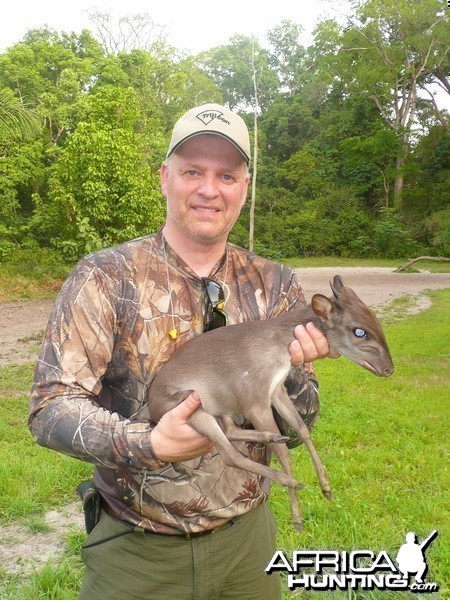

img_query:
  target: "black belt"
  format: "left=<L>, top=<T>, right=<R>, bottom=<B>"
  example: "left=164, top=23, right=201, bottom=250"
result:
left=138, top=518, right=237, bottom=540
left=99, top=502, right=236, bottom=544
left=83, top=519, right=236, bottom=549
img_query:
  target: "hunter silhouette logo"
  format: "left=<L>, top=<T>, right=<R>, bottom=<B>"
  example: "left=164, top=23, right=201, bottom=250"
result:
left=396, top=530, right=438, bottom=585
left=196, top=110, right=231, bottom=127
left=266, top=530, right=440, bottom=593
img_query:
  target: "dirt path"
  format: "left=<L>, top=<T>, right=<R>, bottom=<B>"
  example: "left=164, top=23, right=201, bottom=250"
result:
left=0, top=266, right=449, bottom=576
left=0, top=297, right=54, bottom=366
left=0, top=502, right=84, bottom=576
left=298, top=266, right=450, bottom=311
left=1, top=267, right=449, bottom=367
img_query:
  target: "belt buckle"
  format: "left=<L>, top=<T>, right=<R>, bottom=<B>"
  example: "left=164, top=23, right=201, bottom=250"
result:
left=183, top=529, right=212, bottom=540
left=182, top=518, right=236, bottom=540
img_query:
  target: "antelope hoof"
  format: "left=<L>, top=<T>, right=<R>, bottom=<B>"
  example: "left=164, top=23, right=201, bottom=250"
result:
left=322, top=489, right=333, bottom=501
left=273, top=435, right=290, bottom=443
left=294, top=520, right=303, bottom=533
left=295, top=482, right=307, bottom=491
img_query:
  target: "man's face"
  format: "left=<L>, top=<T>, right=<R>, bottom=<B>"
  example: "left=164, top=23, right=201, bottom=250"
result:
left=161, top=134, right=249, bottom=246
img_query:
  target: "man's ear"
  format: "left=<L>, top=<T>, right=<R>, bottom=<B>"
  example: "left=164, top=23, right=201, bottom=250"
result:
left=160, top=163, right=169, bottom=198
left=240, top=175, right=250, bottom=209
left=311, top=294, right=335, bottom=321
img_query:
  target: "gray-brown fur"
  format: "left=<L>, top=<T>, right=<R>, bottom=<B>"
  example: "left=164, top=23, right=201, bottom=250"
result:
left=148, top=275, right=394, bottom=531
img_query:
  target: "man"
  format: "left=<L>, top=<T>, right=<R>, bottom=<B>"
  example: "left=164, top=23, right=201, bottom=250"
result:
left=29, top=103, right=334, bottom=599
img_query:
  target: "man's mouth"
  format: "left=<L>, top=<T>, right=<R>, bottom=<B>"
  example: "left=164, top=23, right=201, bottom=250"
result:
left=192, top=206, right=220, bottom=214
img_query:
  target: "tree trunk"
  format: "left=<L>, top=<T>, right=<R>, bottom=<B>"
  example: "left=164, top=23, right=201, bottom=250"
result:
left=248, top=37, right=259, bottom=253
left=393, top=136, right=410, bottom=208
left=395, top=256, right=450, bottom=272
left=249, top=111, right=257, bottom=252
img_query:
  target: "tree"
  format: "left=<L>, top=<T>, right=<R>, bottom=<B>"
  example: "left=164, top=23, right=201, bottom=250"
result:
left=338, top=0, right=449, bottom=206
left=248, top=37, right=260, bottom=252
left=0, top=29, right=105, bottom=257
left=198, top=35, right=280, bottom=250
left=197, top=35, right=279, bottom=112
left=0, top=88, right=40, bottom=140
left=0, top=28, right=104, bottom=145
left=88, top=11, right=167, bottom=55
left=266, top=20, right=307, bottom=95
left=0, top=82, right=41, bottom=261
left=31, top=86, right=165, bottom=259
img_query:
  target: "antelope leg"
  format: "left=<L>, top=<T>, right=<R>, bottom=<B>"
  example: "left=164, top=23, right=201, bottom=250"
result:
left=188, top=407, right=300, bottom=489
left=271, top=385, right=333, bottom=501
left=243, top=405, right=304, bottom=532
left=219, top=416, right=289, bottom=444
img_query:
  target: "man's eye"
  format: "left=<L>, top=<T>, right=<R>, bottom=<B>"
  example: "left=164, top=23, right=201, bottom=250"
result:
left=221, top=174, right=234, bottom=183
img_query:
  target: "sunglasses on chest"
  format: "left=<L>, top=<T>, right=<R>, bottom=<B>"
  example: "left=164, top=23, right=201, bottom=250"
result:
left=202, top=278, right=227, bottom=332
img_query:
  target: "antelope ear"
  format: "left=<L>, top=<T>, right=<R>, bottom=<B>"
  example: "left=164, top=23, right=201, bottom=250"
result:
left=311, top=294, right=334, bottom=321
left=330, top=275, right=345, bottom=298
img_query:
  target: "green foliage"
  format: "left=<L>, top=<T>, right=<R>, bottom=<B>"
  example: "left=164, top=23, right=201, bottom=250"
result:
left=0, top=246, right=69, bottom=302
left=0, top=7, right=448, bottom=261
left=266, top=20, right=306, bottom=95
left=197, top=34, right=279, bottom=111
left=338, top=128, right=399, bottom=204
left=31, top=87, right=165, bottom=260
left=0, top=87, right=40, bottom=140
left=404, top=126, right=450, bottom=254
left=0, top=246, right=69, bottom=279
left=423, top=209, right=450, bottom=256
left=373, top=208, right=420, bottom=259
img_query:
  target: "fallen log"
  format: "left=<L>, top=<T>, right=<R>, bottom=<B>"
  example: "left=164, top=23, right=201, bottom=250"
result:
left=394, top=256, right=450, bottom=272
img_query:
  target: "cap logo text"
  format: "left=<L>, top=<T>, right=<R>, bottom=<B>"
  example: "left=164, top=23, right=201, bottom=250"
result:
left=196, top=110, right=231, bottom=127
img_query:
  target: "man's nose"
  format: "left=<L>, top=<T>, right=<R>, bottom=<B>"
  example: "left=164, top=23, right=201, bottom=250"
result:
left=197, top=175, right=219, bottom=198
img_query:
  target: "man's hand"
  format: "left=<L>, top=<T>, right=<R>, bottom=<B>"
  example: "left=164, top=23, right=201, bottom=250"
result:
left=151, top=392, right=214, bottom=462
left=289, top=322, right=340, bottom=364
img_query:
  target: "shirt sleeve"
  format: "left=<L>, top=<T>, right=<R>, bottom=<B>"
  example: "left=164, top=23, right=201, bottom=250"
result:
left=28, top=259, right=166, bottom=471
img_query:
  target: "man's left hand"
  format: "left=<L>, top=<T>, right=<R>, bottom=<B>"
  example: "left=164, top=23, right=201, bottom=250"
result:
left=289, top=322, right=340, bottom=364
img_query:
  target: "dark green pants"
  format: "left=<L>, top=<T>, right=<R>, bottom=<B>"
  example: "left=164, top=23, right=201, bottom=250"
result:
left=80, top=502, right=281, bottom=600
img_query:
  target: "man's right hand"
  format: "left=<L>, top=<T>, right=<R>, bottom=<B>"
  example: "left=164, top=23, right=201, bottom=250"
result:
left=150, top=392, right=214, bottom=462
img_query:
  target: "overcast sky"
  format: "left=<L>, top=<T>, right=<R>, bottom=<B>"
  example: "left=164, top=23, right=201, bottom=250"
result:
left=1, top=1, right=447, bottom=110
left=0, top=0, right=337, bottom=54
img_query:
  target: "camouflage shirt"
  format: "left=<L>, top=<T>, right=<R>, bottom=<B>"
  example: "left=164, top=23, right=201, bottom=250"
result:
left=29, top=230, right=319, bottom=534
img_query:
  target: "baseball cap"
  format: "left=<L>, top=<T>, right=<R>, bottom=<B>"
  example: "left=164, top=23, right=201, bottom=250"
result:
left=166, top=103, right=251, bottom=164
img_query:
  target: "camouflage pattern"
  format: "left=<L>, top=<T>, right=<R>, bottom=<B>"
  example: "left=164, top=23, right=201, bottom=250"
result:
left=29, top=229, right=319, bottom=535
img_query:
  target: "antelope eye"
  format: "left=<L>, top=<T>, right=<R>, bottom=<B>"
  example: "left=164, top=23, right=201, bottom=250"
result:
left=354, top=328, right=367, bottom=338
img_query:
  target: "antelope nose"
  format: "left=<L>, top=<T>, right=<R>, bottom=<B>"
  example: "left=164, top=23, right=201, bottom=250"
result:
left=384, top=365, right=394, bottom=377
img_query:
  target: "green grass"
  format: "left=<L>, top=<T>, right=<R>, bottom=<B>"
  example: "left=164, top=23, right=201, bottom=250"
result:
left=0, top=364, right=91, bottom=598
left=0, top=248, right=71, bottom=302
left=0, top=290, right=448, bottom=597
left=0, top=555, right=83, bottom=599
left=272, top=289, right=449, bottom=598
left=0, top=363, right=92, bottom=521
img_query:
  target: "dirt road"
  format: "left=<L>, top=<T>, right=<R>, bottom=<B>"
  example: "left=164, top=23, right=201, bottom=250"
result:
left=1, top=267, right=449, bottom=366
left=298, top=266, right=450, bottom=306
